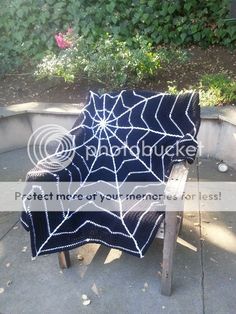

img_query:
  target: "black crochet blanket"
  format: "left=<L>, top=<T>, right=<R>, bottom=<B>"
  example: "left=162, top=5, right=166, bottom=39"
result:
left=21, top=90, right=200, bottom=258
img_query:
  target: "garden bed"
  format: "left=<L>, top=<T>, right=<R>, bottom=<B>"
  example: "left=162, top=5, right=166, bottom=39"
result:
left=0, top=46, right=235, bottom=107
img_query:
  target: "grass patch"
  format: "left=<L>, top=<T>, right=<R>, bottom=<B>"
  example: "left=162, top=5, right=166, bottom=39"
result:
left=168, top=73, right=236, bottom=106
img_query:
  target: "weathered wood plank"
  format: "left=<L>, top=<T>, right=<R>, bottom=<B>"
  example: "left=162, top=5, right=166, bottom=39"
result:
left=161, top=161, right=189, bottom=296
left=58, top=251, right=71, bottom=269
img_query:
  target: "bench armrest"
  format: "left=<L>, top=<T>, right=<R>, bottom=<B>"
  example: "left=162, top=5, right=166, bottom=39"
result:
left=165, top=161, right=189, bottom=201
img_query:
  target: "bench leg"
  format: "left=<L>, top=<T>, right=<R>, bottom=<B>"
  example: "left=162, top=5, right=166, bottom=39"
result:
left=161, top=211, right=178, bottom=296
left=58, top=251, right=71, bottom=269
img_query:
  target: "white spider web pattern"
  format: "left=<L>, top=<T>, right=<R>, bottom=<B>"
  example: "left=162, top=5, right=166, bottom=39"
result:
left=22, top=90, right=199, bottom=258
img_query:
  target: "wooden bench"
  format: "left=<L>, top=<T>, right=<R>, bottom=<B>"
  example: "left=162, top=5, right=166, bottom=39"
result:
left=58, top=161, right=188, bottom=296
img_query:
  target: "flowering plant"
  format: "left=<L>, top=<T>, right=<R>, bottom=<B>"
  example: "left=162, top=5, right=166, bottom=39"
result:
left=54, top=28, right=74, bottom=49
left=36, top=33, right=187, bottom=89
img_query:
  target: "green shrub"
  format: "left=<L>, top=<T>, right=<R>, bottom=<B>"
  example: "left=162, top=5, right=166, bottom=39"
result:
left=0, top=0, right=236, bottom=73
left=167, top=73, right=236, bottom=106
left=199, top=73, right=236, bottom=105
left=36, top=35, right=187, bottom=90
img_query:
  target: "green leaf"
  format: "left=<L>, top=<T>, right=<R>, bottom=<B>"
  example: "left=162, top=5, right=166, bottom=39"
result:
left=168, top=6, right=176, bottom=14
left=193, top=32, right=201, bottom=42
left=180, top=33, right=187, bottom=43
left=106, top=2, right=115, bottom=13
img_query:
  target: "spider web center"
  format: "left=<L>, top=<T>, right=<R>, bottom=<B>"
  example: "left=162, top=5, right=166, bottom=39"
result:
left=99, top=118, right=108, bottom=129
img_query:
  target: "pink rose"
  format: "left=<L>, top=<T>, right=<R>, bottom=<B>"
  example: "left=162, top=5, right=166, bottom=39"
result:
left=55, top=31, right=72, bottom=49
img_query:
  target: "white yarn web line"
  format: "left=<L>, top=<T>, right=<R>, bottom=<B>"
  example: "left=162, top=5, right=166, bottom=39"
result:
left=24, top=90, right=198, bottom=257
